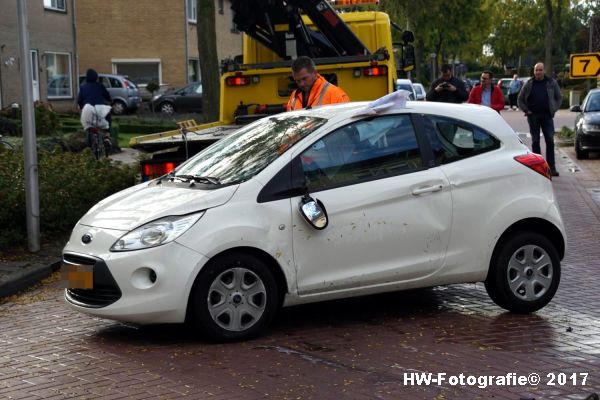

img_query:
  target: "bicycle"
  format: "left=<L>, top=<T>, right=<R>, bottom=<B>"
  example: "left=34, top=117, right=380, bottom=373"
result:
left=87, top=127, right=112, bottom=160
left=0, top=134, right=14, bottom=151
left=81, top=104, right=112, bottom=160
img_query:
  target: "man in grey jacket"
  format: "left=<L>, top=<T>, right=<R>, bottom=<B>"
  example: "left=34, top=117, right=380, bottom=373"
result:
left=517, top=62, right=562, bottom=176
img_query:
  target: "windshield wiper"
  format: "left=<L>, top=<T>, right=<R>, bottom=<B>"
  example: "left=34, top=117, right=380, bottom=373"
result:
left=174, top=174, right=220, bottom=185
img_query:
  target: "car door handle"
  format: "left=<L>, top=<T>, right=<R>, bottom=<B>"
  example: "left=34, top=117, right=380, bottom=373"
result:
left=411, top=184, right=443, bottom=196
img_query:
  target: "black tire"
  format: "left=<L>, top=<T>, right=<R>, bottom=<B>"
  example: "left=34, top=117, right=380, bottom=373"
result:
left=91, top=134, right=102, bottom=160
left=575, top=136, right=589, bottom=160
left=112, top=100, right=127, bottom=115
left=485, top=231, right=560, bottom=313
left=159, top=102, right=175, bottom=115
left=189, top=252, right=279, bottom=342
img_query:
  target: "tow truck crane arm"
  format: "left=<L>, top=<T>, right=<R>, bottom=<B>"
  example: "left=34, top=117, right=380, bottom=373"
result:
left=231, top=0, right=370, bottom=59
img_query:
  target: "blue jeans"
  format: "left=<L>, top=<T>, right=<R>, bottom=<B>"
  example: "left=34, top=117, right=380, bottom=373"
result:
left=527, top=113, right=555, bottom=169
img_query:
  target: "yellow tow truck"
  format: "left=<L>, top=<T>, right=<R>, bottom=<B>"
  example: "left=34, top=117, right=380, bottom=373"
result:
left=131, top=0, right=414, bottom=180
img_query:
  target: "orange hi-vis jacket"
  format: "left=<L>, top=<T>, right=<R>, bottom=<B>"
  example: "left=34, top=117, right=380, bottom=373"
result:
left=286, top=74, right=350, bottom=111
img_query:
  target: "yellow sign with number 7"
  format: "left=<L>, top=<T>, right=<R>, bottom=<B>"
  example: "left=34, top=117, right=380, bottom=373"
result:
left=570, top=52, right=600, bottom=79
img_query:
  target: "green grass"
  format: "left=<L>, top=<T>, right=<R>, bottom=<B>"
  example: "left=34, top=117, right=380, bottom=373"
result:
left=118, top=133, right=141, bottom=148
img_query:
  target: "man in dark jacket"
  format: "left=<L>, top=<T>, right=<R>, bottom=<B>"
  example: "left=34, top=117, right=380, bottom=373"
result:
left=517, top=62, right=562, bottom=177
left=77, top=68, right=111, bottom=109
left=426, top=64, right=468, bottom=103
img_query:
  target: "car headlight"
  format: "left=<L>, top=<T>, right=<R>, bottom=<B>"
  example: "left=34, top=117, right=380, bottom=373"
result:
left=582, top=123, right=600, bottom=132
left=110, top=212, right=204, bottom=252
left=151, top=94, right=161, bottom=102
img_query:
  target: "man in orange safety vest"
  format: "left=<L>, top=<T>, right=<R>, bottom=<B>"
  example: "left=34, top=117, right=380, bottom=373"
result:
left=287, top=56, right=350, bottom=111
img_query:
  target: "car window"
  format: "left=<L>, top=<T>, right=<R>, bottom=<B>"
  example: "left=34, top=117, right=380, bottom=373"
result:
left=584, top=94, right=600, bottom=112
left=176, top=115, right=327, bottom=185
left=109, top=77, right=123, bottom=88
left=99, top=76, right=111, bottom=88
left=420, top=114, right=501, bottom=165
left=194, top=85, right=203, bottom=94
left=300, top=115, right=423, bottom=192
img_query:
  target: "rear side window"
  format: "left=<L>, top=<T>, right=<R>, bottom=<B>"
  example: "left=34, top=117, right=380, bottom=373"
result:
left=300, top=115, right=423, bottom=191
left=421, top=115, right=500, bottom=165
left=109, top=77, right=123, bottom=88
left=99, top=76, right=111, bottom=88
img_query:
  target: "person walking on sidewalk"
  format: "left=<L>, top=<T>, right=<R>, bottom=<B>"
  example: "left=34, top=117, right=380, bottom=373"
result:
left=508, top=74, right=522, bottom=110
left=517, top=62, right=562, bottom=177
left=467, top=70, right=505, bottom=112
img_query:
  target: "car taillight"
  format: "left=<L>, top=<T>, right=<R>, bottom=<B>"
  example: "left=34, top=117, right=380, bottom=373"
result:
left=363, top=66, right=387, bottom=76
left=226, top=76, right=251, bottom=86
left=143, top=162, right=176, bottom=180
left=514, top=153, right=552, bottom=180
left=124, top=80, right=129, bottom=89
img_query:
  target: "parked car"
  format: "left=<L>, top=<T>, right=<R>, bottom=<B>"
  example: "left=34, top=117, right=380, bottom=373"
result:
left=62, top=94, right=565, bottom=341
left=79, top=73, right=141, bottom=115
left=151, top=82, right=203, bottom=115
left=497, top=77, right=530, bottom=106
left=412, top=82, right=426, bottom=100
left=462, top=79, right=473, bottom=94
left=395, top=79, right=417, bottom=100
left=571, top=88, right=600, bottom=159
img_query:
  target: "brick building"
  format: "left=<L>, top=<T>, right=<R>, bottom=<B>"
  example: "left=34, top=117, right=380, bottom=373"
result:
left=0, top=0, right=77, bottom=111
left=75, top=0, right=242, bottom=98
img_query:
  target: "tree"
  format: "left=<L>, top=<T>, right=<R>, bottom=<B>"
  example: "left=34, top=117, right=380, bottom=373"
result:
left=197, top=0, right=220, bottom=123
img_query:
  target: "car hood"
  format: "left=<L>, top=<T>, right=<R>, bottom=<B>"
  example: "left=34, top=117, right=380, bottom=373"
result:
left=584, top=111, right=600, bottom=124
left=79, top=182, right=239, bottom=231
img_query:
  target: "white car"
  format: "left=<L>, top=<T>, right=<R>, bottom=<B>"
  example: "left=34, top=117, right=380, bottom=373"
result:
left=63, top=93, right=566, bottom=341
left=413, top=82, right=426, bottom=101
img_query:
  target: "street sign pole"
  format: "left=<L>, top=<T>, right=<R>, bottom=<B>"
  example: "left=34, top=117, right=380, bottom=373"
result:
left=17, top=0, right=40, bottom=252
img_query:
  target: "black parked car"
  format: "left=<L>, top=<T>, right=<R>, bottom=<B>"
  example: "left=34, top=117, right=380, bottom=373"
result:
left=151, top=83, right=202, bottom=114
left=571, top=88, right=600, bottom=159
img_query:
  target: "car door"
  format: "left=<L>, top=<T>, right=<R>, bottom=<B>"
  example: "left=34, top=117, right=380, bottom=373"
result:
left=291, top=114, right=452, bottom=295
left=178, top=83, right=202, bottom=112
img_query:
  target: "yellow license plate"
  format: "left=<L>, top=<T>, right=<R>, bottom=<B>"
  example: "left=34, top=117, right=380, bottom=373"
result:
left=61, top=263, right=93, bottom=289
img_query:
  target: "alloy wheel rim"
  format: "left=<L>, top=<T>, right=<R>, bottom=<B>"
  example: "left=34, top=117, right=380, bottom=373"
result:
left=507, top=244, right=553, bottom=301
left=207, top=267, right=267, bottom=331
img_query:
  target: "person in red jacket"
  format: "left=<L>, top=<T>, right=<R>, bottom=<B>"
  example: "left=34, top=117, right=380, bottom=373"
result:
left=287, top=56, right=349, bottom=111
left=468, top=71, right=505, bottom=112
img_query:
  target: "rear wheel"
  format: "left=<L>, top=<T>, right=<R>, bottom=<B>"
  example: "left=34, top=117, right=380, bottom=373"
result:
left=189, top=252, right=279, bottom=342
left=575, top=135, right=589, bottom=159
left=112, top=100, right=126, bottom=115
left=91, top=134, right=103, bottom=160
left=485, top=231, right=560, bottom=313
left=159, top=102, right=175, bottom=115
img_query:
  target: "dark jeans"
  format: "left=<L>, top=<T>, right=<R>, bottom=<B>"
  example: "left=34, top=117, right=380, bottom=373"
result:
left=527, top=113, right=556, bottom=169
left=509, top=93, right=518, bottom=108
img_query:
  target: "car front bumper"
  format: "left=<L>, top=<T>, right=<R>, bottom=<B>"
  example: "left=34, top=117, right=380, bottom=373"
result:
left=63, top=223, right=208, bottom=324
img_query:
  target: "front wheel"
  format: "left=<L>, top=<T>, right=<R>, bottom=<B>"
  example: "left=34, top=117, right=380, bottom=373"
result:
left=485, top=231, right=560, bottom=313
left=575, top=135, right=589, bottom=160
left=189, top=252, right=279, bottom=342
left=159, top=102, right=175, bottom=115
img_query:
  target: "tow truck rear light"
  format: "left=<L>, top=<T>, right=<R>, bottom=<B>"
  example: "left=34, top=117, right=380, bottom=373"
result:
left=142, top=162, right=176, bottom=181
left=226, top=76, right=252, bottom=86
left=363, top=66, right=387, bottom=76
left=514, top=153, right=552, bottom=180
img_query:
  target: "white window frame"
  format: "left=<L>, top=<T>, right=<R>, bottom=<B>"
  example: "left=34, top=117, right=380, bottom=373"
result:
left=45, top=51, right=72, bottom=99
left=187, top=0, right=197, bottom=23
left=44, top=0, right=66, bottom=12
left=111, top=58, right=162, bottom=86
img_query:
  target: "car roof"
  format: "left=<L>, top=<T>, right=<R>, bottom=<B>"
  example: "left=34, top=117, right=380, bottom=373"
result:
left=286, top=100, right=515, bottom=140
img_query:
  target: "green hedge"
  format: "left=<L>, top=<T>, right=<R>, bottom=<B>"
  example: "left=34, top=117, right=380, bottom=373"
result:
left=0, top=149, right=139, bottom=249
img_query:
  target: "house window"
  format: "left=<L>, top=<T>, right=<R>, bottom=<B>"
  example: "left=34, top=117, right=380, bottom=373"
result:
left=188, top=59, right=200, bottom=83
left=46, top=52, right=72, bottom=98
left=113, top=60, right=161, bottom=85
left=187, top=0, right=197, bottom=23
left=44, top=0, right=66, bottom=12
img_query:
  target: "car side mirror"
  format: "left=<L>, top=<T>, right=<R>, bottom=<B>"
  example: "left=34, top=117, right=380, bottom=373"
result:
left=569, top=105, right=581, bottom=112
left=298, top=194, right=328, bottom=230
